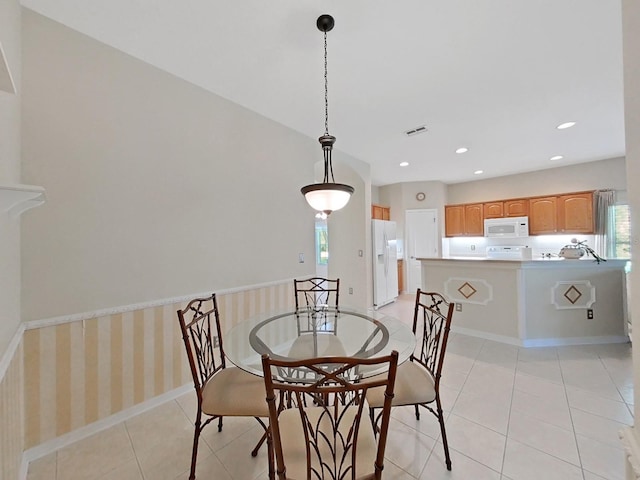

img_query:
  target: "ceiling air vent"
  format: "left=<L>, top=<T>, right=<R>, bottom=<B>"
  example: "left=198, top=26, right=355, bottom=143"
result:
left=404, top=125, right=428, bottom=137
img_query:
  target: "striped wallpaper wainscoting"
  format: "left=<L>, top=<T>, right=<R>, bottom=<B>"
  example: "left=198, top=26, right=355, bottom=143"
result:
left=23, top=281, right=295, bottom=449
left=0, top=338, right=24, bottom=480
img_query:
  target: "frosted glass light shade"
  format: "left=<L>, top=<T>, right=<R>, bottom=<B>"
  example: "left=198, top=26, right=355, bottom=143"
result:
left=301, top=183, right=354, bottom=214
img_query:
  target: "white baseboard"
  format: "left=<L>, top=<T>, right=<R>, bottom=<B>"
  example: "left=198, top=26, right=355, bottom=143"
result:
left=21, top=383, right=193, bottom=475
left=521, top=335, right=630, bottom=348
left=451, top=325, right=630, bottom=348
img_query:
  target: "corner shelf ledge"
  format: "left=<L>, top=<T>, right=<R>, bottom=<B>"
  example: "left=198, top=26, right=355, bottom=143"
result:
left=0, top=184, right=46, bottom=218
left=0, top=41, right=17, bottom=95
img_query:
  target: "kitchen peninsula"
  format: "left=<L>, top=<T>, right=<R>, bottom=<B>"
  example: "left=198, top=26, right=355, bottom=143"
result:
left=419, top=257, right=629, bottom=346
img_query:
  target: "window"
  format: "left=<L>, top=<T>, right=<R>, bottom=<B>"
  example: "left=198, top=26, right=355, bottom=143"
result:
left=315, top=223, right=329, bottom=265
left=608, top=204, right=631, bottom=259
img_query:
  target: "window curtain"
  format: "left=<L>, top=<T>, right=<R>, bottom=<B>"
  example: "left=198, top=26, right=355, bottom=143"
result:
left=594, top=189, right=615, bottom=257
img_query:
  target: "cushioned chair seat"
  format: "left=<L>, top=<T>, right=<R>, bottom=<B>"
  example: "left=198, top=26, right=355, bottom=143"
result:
left=288, top=333, right=347, bottom=359
left=278, top=406, right=377, bottom=480
left=201, top=367, right=269, bottom=417
left=366, top=360, right=436, bottom=409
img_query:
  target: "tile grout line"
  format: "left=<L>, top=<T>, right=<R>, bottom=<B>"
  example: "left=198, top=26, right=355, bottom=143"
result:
left=596, top=349, right=635, bottom=416
left=122, top=416, right=145, bottom=480
left=499, top=344, right=519, bottom=477
left=557, top=348, right=587, bottom=480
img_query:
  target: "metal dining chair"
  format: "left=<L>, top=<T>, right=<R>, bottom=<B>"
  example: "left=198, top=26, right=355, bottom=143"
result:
left=291, top=277, right=345, bottom=358
left=177, top=294, right=272, bottom=480
left=262, top=351, right=399, bottom=480
left=366, top=289, right=455, bottom=470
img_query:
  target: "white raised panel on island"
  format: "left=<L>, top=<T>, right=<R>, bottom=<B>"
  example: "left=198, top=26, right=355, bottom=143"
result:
left=419, top=257, right=629, bottom=347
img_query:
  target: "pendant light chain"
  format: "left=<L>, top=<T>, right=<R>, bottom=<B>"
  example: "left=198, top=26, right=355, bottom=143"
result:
left=324, top=30, right=330, bottom=136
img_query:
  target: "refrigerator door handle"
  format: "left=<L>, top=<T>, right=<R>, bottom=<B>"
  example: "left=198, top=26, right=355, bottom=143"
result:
left=383, top=231, right=388, bottom=276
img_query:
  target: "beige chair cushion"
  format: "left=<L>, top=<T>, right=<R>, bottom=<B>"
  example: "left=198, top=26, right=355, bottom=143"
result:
left=366, top=360, right=436, bottom=409
left=277, top=405, right=377, bottom=480
left=201, top=367, right=269, bottom=417
left=288, top=333, right=347, bottom=359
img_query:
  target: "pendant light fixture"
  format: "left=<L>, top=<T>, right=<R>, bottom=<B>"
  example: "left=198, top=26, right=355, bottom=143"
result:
left=301, top=14, right=354, bottom=215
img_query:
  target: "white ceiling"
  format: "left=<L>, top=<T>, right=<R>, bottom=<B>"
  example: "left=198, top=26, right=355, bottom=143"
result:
left=21, top=0, right=625, bottom=186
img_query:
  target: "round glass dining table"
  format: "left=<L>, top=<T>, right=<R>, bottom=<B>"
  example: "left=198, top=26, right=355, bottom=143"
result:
left=224, top=307, right=416, bottom=378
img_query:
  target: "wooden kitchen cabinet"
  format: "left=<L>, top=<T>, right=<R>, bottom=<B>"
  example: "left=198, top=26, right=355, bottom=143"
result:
left=445, top=205, right=465, bottom=236
left=504, top=199, right=529, bottom=217
left=371, top=204, right=390, bottom=220
left=529, top=192, right=594, bottom=235
left=397, top=259, right=403, bottom=294
left=446, top=190, right=594, bottom=237
left=445, top=203, right=483, bottom=236
left=558, top=192, right=594, bottom=233
left=483, top=201, right=504, bottom=218
left=529, top=196, right=557, bottom=234
left=464, top=203, right=484, bottom=235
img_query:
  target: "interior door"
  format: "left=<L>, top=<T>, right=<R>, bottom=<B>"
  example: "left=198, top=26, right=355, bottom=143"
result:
left=405, top=209, right=438, bottom=293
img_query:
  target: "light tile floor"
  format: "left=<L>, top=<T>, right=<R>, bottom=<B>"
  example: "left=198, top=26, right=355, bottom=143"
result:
left=27, top=295, right=634, bottom=480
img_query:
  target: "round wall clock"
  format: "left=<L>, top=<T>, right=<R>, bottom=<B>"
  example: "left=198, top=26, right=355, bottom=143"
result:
left=416, top=192, right=426, bottom=201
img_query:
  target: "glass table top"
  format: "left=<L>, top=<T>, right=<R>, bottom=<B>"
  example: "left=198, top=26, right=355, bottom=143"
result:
left=224, top=307, right=416, bottom=378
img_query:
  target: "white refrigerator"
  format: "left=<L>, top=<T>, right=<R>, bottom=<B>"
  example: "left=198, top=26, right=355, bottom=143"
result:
left=372, top=219, right=399, bottom=309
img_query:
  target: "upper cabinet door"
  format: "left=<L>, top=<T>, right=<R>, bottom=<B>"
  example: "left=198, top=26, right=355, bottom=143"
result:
left=483, top=202, right=504, bottom=219
left=445, top=205, right=465, bottom=237
left=504, top=199, right=529, bottom=217
left=529, top=196, right=557, bottom=234
left=558, top=193, right=594, bottom=233
left=371, top=204, right=390, bottom=220
left=464, top=203, right=484, bottom=235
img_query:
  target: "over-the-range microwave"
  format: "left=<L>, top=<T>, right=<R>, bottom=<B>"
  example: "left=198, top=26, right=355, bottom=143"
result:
left=484, top=216, right=529, bottom=238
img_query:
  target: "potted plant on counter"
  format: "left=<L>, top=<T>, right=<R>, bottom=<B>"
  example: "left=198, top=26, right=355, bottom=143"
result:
left=558, top=238, right=606, bottom=263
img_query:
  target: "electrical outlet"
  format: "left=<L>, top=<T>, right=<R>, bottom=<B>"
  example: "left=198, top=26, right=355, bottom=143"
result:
left=349, top=287, right=353, bottom=294
left=358, top=250, right=363, bottom=257
left=587, top=309, right=594, bottom=319
left=298, top=253, right=304, bottom=263
left=471, top=245, right=476, bottom=251
left=455, top=303, right=462, bottom=312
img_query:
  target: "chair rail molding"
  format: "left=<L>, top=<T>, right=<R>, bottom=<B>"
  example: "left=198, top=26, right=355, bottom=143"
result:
left=0, top=184, right=46, bottom=218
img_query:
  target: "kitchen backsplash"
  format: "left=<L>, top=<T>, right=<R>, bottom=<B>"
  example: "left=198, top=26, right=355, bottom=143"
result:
left=444, top=234, right=598, bottom=259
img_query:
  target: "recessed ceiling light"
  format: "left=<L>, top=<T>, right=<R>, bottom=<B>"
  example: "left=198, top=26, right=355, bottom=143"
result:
left=550, top=155, right=563, bottom=161
left=399, top=161, right=409, bottom=167
left=474, top=170, right=483, bottom=175
left=556, top=121, right=576, bottom=130
left=456, top=147, right=469, bottom=154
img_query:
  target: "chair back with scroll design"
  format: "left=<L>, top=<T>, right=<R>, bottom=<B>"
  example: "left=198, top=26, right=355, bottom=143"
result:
left=294, top=277, right=340, bottom=313
left=412, top=290, right=454, bottom=388
left=262, top=352, right=398, bottom=480
left=294, top=277, right=341, bottom=338
left=178, top=294, right=226, bottom=394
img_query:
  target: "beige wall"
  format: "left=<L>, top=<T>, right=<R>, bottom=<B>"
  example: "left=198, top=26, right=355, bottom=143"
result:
left=20, top=10, right=373, bottom=322
left=446, top=156, right=627, bottom=204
